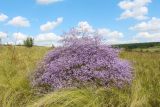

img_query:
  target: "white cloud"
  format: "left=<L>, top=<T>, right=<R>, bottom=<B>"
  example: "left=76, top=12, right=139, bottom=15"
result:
left=12, top=32, right=29, bottom=44
left=9, top=32, right=62, bottom=46
left=130, top=17, right=160, bottom=32
left=130, top=17, right=160, bottom=41
left=76, top=21, right=94, bottom=33
left=97, top=28, right=124, bottom=44
left=0, top=32, right=7, bottom=38
left=35, top=33, right=62, bottom=46
left=0, top=13, right=8, bottom=22
left=8, top=16, right=30, bottom=27
left=76, top=21, right=123, bottom=39
left=135, top=32, right=160, bottom=41
left=75, top=21, right=124, bottom=44
left=5, top=42, right=14, bottom=45
left=118, top=0, right=151, bottom=20
left=97, top=28, right=124, bottom=39
left=13, top=32, right=28, bottom=40
left=37, top=0, right=63, bottom=5
left=35, top=33, right=62, bottom=42
left=40, top=17, right=63, bottom=32
left=105, top=38, right=122, bottom=45
left=103, top=38, right=139, bottom=45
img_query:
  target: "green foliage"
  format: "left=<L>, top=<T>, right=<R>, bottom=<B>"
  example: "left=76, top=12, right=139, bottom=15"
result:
left=0, top=46, right=160, bottom=107
left=0, top=38, right=2, bottom=45
left=114, top=42, right=160, bottom=50
left=23, top=37, right=34, bottom=47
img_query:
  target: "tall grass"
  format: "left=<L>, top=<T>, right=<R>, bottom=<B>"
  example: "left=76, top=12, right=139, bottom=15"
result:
left=28, top=88, right=130, bottom=107
left=121, top=52, right=160, bottom=107
left=0, top=46, right=49, bottom=107
left=0, top=46, right=159, bottom=107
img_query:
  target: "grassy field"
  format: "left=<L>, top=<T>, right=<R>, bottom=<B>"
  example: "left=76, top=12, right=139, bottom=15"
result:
left=130, top=46, right=160, bottom=53
left=0, top=46, right=160, bottom=107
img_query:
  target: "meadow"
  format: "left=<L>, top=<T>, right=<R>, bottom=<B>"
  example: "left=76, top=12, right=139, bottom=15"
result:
left=0, top=46, right=160, bottom=107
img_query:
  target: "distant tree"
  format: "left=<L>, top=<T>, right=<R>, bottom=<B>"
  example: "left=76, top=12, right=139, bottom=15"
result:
left=115, top=42, right=160, bottom=50
left=51, top=44, right=55, bottom=48
left=0, top=38, right=2, bottom=46
left=23, top=37, right=34, bottom=47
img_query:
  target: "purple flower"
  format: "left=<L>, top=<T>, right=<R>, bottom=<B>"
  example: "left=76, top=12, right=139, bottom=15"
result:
left=32, top=29, right=133, bottom=91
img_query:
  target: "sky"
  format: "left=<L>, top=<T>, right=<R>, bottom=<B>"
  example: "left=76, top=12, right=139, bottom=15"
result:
left=0, top=0, right=160, bottom=46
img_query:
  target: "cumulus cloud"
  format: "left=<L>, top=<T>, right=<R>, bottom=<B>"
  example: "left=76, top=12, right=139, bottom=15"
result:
left=40, top=17, right=63, bottom=32
left=5, top=42, right=14, bottom=45
left=104, top=38, right=122, bottom=45
left=136, top=32, right=158, bottom=38
left=97, top=28, right=124, bottom=44
left=35, top=33, right=62, bottom=42
left=37, top=0, right=63, bottom=5
left=8, top=16, right=30, bottom=27
left=102, top=38, right=138, bottom=45
left=0, top=13, right=8, bottom=22
left=0, top=32, right=7, bottom=38
left=12, top=32, right=29, bottom=44
left=75, top=21, right=124, bottom=44
left=130, top=17, right=160, bottom=41
left=130, top=17, right=160, bottom=32
left=97, top=28, right=124, bottom=39
left=135, top=32, right=160, bottom=41
left=13, top=32, right=28, bottom=40
left=76, top=21, right=123, bottom=39
left=35, top=33, right=62, bottom=46
left=118, top=0, right=151, bottom=20
left=76, top=21, right=94, bottom=33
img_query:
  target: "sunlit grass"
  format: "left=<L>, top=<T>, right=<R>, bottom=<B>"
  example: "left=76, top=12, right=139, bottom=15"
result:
left=0, top=46, right=49, bottom=107
left=0, top=46, right=160, bottom=107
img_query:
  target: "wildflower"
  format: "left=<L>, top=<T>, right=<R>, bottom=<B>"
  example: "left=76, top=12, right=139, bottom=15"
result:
left=32, top=29, right=133, bottom=91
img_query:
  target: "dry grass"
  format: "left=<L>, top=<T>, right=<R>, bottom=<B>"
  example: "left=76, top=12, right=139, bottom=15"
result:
left=0, top=46, right=159, bottom=107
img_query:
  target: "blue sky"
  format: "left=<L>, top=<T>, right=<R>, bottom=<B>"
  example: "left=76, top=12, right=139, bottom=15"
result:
left=0, top=0, right=160, bottom=46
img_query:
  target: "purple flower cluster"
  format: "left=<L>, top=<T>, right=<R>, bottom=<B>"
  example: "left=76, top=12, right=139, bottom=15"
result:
left=32, top=33, right=133, bottom=91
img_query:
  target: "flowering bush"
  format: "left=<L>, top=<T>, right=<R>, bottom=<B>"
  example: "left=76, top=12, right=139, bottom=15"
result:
left=32, top=30, right=133, bottom=91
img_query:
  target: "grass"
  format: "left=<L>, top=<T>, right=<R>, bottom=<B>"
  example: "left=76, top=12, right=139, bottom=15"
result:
left=0, top=46, right=49, bottom=107
left=132, top=47, right=160, bottom=52
left=0, top=46, right=160, bottom=107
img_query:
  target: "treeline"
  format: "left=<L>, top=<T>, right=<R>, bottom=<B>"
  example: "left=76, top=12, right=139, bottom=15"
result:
left=113, top=42, right=160, bottom=49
